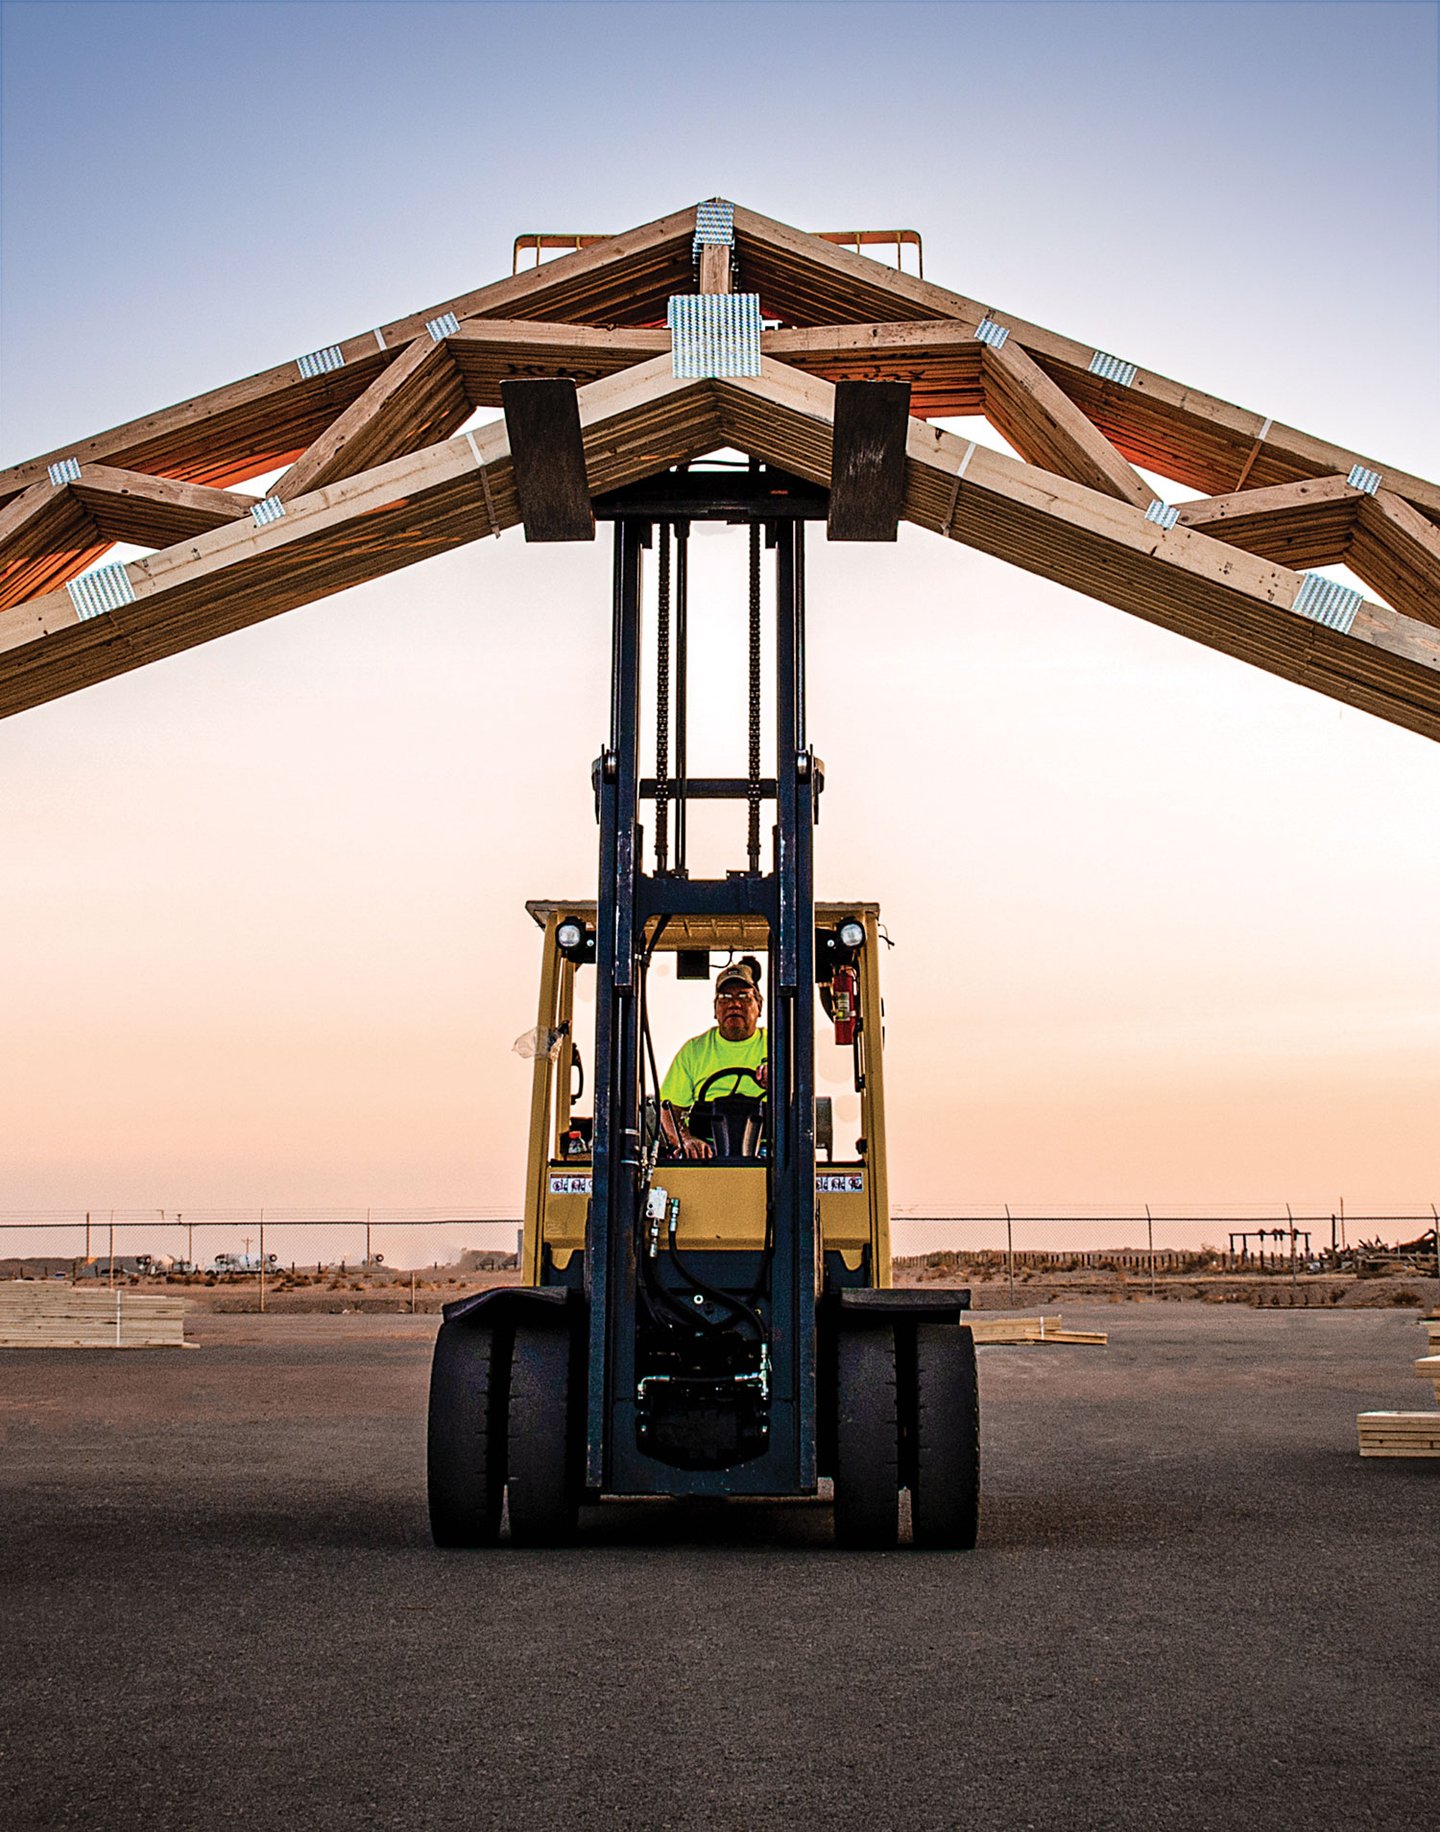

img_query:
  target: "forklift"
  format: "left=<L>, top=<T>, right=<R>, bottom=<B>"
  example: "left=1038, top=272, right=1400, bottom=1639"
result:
left=426, top=426, right=978, bottom=1549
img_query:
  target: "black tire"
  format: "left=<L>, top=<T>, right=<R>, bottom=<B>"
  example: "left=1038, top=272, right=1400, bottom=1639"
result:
left=507, top=1323, right=580, bottom=1547
left=427, top=1319, right=506, bottom=1547
left=833, top=1325, right=899, bottom=1549
left=909, top=1324, right=980, bottom=1550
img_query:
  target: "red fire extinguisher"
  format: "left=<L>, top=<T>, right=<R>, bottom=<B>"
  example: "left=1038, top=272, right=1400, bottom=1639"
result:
left=830, top=965, right=857, bottom=1046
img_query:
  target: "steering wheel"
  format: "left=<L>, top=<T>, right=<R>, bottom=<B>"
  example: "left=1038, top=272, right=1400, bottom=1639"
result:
left=684, top=1065, right=767, bottom=1160
left=692, top=1066, right=767, bottom=1107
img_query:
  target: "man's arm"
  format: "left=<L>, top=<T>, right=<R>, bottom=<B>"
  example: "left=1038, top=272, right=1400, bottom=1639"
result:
left=659, top=1101, right=712, bottom=1161
left=659, top=1042, right=713, bottom=1160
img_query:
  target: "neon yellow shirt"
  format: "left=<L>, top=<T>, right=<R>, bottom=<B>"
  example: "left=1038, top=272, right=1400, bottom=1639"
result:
left=660, top=1027, right=768, bottom=1112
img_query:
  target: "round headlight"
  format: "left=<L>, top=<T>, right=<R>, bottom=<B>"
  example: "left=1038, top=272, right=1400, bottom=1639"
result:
left=837, top=918, right=865, bottom=951
left=556, top=919, right=584, bottom=953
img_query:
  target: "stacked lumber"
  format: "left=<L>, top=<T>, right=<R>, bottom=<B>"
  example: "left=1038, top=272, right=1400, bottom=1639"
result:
left=965, top=1313, right=1107, bottom=1346
left=1357, top=1413, right=1440, bottom=1458
left=0, top=1281, right=192, bottom=1348
left=1356, top=1318, right=1440, bottom=1457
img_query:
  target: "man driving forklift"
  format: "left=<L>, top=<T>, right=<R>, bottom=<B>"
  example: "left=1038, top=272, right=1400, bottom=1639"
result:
left=659, top=957, right=768, bottom=1160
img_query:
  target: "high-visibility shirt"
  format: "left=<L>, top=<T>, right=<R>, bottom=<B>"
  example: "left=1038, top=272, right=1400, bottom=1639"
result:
left=660, top=1027, right=767, bottom=1112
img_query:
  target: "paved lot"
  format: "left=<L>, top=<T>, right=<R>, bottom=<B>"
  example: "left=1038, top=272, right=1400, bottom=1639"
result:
left=2, top=1305, right=1436, bottom=1830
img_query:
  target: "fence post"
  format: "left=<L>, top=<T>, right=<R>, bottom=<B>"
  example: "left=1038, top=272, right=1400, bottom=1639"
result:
left=108, top=1214, right=115, bottom=1289
left=259, top=1208, right=266, bottom=1314
left=1146, top=1204, right=1156, bottom=1298
left=410, top=1268, right=417, bottom=1315
left=1004, top=1205, right=1016, bottom=1306
left=1287, top=1202, right=1297, bottom=1287
left=84, top=1210, right=91, bottom=1264
left=365, top=1209, right=372, bottom=1268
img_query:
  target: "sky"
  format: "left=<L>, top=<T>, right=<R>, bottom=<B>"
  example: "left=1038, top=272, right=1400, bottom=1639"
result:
left=1, top=1, right=1438, bottom=1249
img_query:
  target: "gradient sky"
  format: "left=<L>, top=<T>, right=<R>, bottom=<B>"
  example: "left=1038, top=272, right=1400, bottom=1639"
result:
left=2, top=2, right=1437, bottom=1237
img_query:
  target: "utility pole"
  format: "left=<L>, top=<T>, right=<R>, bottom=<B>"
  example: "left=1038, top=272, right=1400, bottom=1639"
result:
left=1146, top=1204, right=1156, bottom=1298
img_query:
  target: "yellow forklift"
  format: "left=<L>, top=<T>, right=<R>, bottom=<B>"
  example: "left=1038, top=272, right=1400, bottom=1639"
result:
left=427, top=408, right=977, bottom=1548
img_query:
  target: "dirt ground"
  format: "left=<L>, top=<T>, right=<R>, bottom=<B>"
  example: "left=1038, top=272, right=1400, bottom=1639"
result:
left=8, top=1260, right=1436, bottom=1317
left=2, top=1303, right=1437, bottom=1830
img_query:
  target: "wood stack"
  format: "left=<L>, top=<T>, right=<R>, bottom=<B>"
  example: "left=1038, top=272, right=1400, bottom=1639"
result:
left=1356, top=1413, right=1440, bottom=1458
left=1356, top=1317, right=1440, bottom=1457
left=965, top=1313, right=1107, bottom=1347
left=1414, top=1355, right=1440, bottom=1403
left=0, top=1281, right=192, bottom=1349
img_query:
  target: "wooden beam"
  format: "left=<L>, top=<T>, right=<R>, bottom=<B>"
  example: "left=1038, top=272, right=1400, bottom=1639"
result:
left=765, top=321, right=985, bottom=416
left=0, top=359, right=720, bottom=719
left=713, top=359, right=1440, bottom=745
left=827, top=381, right=911, bottom=541
left=1350, top=489, right=1440, bottom=630
left=72, top=466, right=258, bottom=546
left=730, top=204, right=1440, bottom=516
left=0, top=206, right=697, bottom=507
left=980, top=339, right=1152, bottom=509
left=272, top=335, right=467, bottom=502
left=447, top=321, right=667, bottom=406
left=500, top=380, right=595, bottom=542
left=1175, top=476, right=1360, bottom=570
left=0, top=481, right=107, bottom=613
left=698, top=241, right=732, bottom=295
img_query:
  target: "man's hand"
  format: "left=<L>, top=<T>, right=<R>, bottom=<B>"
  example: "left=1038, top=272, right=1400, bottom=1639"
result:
left=756, top=1062, right=767, bottom=1090
left=681, top=1134, right=713, bottom=1161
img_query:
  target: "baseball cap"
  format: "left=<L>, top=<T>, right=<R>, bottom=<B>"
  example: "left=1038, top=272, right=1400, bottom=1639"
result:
left=715, top=962, right=759, bottom=995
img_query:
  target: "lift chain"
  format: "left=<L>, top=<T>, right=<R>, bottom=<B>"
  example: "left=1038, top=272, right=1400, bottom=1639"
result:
left=655, top=522, right=671, bottom=873
left=747, top=520, right=762, bottom=872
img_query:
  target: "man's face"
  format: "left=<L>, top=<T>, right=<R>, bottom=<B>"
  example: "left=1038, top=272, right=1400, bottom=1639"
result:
left=715, top=983, right=762, bottom=1041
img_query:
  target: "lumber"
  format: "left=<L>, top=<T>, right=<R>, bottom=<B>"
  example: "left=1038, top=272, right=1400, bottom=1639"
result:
left=1415, top=1354, right=1440, bottom=1400
left=0, top=480, right=107, bottom=613
left=3, top=358, right=1439, bottom=746
left=0, top=358, right=721, bottom=717
left=981, top=339, right=1153, bottom=509
left=273, top=335, right=468, bottom=502
left=1351, top=491, right=1440, bottom=630
left=1175, top=476, right=1359, bottom=570
left=730, top=202, right=1440, bottom=517
left=0, top=206, right=697, bottom=506
left=1357, top=1412, right=1440, bottom=1458
left=0, top=1281, right=192, bottom=1348
left=963, top=1313, right=1108, bottom=1346
left=827, top=380, right=911, bottom=541
left=715, top=360, right=1440, bottom=744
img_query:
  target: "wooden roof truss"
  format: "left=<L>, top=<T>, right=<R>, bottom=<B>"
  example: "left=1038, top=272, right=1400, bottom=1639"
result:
left=2, top=199, right=1436, bottom=737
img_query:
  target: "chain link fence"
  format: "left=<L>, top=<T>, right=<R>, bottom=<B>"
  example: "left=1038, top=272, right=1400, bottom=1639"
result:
left=4, top=1204, right=1438, bottom=1289
left=0, top=1209, right=523, bottom=1309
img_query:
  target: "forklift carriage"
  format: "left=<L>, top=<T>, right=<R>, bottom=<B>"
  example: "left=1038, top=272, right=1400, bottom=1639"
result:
left=427, top=450, right=978, bottom=1549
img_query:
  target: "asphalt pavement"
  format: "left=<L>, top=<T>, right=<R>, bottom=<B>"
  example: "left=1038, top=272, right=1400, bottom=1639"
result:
left=2, top=1304, right=1436, bottom=1831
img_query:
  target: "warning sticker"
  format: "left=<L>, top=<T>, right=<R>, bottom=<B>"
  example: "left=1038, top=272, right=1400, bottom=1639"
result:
left=548, top=1174, right=593, bottom=1196
left=816, top=1173, right=864, bottom=1194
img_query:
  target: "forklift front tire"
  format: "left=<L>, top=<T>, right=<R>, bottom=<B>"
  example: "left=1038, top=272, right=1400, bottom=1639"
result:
left=833, top=1325, right=900, bottom=1549
left=507, top=1322, right=581, bottom=1547
left=427, top=1319, right=507, bottom=1548
left=908, top=1324, right=980, bottom=1551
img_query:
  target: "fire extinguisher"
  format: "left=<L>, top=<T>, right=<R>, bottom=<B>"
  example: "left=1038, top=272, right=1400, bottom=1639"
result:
left=830, top=965, right=857, bottom=1046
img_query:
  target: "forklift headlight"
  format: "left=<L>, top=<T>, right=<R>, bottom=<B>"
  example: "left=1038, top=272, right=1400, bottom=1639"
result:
left=837, top=917, right=865, bottom=951
left=556, top=919, right=595, bottom=964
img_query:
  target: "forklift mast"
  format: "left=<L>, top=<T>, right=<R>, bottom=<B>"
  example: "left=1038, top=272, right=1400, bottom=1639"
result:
left=588, top=467, right=825, bottom=1497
